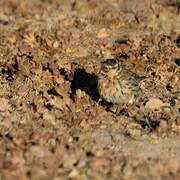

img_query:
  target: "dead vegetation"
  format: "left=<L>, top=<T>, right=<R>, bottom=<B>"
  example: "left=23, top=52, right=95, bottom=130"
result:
left=0, top=0, right=179, bottom=179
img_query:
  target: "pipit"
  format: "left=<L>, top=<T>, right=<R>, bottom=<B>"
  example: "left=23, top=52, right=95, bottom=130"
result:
left=98, top=59, right=145, bottom=113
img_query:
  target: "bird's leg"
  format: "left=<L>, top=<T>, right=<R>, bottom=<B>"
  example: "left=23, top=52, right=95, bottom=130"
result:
left=116, top=104, right=124, bottom=115
left=115, top=104, right=133, bottom=116
left=109, top=104, right=128, bottom=115
left=108, top=104, right=117, bottom=114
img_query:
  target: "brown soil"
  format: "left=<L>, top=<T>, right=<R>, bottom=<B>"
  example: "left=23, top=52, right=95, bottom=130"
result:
left=0, top=0, right=180, bottom=179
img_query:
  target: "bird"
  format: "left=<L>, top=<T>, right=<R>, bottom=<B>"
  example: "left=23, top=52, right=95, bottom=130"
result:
left=97, top=59, right=145, bottom=113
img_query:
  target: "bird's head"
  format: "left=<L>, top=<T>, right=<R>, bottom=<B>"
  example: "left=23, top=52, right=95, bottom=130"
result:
left=100, top=59, right=122, bottom=78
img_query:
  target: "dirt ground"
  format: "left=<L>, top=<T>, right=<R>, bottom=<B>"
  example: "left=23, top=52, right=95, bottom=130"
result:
left=0, top=0, right=179, bottom=179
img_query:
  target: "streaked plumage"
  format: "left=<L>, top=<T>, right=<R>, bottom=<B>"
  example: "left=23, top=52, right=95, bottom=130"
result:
left=98, top=59, right=144, bottom=105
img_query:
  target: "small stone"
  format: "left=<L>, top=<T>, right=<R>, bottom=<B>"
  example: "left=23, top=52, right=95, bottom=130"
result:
left=76, top=46, right=88, bottom=57
left=103, top=49, right=113, bottom=59
left=93, top=131, right=112, bottom=149
left=0, top=98, right=10, bottom=111
left=97, top=28, right=109, bottom=39
left=167, top=160, right=179, bottom=174
left=53, top=40, right=59, bottom=48
left=69, top=169, right=79, bottom=178
left=51, top=96, right=71, bottom=111
left=63, top=154, right=79, bottom=168
left=43, top=111, right=56, bottom=125
left=145, top=98, right=169, bottom=110
left=128, top=128, right=141, bottom=137
left=160, top=120, right=168, bottom=129
left=88, top=157, right=110, bottom=173
left=100, top=124, right=107, bottom=129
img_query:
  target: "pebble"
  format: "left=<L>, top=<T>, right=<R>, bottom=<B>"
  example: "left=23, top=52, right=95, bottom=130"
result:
left=97, top=28, right=109, bottom=39
left=0, top=98, right=10, bottom=111
left=93, top=131, right=112, bottom=149
left=145, top=98, right=169, bottom=110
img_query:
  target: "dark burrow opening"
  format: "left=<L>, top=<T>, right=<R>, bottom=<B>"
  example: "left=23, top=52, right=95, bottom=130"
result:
left=175, top=58, right=180, bottom=66
left=176, top=36, right=180, bottom=47
left=70, top=68, right=100, bottom=102
left=70, top=68, right=115, bottom=111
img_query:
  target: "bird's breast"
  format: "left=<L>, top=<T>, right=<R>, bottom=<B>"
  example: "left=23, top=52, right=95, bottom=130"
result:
left=98, top=77, right=135, bottom=104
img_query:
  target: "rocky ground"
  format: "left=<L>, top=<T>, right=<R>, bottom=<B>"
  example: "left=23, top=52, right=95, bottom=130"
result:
left=0, top=0, right=179, bottom=179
